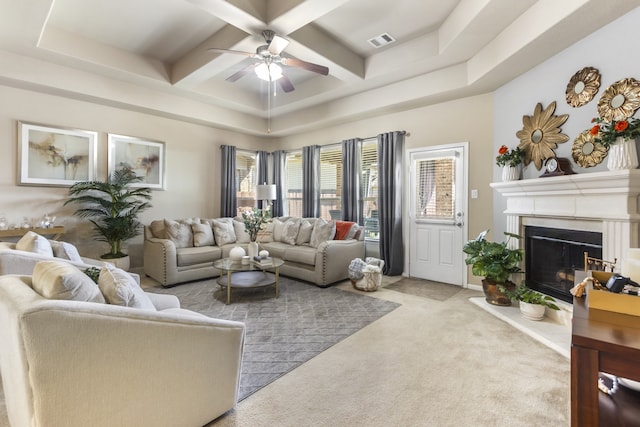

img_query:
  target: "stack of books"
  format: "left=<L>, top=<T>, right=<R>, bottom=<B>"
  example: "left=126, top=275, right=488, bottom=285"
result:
left=253, top=256, right=273, bottom=268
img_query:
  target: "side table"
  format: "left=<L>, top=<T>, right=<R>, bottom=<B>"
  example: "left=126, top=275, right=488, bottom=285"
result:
left=0, top=226, right=66, bottom=240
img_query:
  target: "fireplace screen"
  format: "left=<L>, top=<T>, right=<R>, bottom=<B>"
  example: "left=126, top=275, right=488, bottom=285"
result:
left=525, top=226, right=602, bottom=303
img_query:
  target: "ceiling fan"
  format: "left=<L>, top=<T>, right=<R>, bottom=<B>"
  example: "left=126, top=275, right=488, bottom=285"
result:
left=208, top=30, right=329, bottom=93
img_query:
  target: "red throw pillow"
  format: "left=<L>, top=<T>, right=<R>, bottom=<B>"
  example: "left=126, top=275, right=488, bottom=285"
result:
left=334, top=220, right=356, bottom=240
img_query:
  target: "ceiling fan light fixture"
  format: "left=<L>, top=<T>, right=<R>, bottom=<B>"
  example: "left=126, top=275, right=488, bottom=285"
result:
left=255, top=63, right=283, bottom=81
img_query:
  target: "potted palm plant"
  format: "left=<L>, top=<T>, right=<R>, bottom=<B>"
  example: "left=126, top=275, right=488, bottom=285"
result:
left=500, top=283, right=560, bottom=320
left=64, top=168, right=152, bottom=270
left=463, top=229, right=524, bottom=306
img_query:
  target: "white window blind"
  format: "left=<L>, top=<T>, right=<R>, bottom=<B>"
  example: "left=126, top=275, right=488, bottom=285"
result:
left=285, top=151, right=302, bottom=217
left=361, top=140, right=378, bottom=238
left=319, top=145, right=342, bottom=220
left=235, top=150, right=257, bottom=216
left=416, top=157, right=455, bottom=220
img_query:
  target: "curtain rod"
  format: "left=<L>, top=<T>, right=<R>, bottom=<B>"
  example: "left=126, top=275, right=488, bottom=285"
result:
left=359, top=130, right=409, bottom=142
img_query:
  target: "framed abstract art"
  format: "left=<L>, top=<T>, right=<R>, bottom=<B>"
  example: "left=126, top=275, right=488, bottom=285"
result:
left=108, top=133, right=166, bottom=190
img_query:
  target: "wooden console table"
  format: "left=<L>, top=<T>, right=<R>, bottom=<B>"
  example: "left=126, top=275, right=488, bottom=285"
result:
left=571, top=297, right=640, bottom=426
left=0, top=226, right=66, bottom=240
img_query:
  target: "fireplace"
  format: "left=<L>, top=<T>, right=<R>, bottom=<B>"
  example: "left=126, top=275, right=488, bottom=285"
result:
left=525, top=226, right=602, bottom=303
left=490, top=169, right=640, bottom=306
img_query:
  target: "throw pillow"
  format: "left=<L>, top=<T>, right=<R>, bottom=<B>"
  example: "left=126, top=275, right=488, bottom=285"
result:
left=310, top=218, right=336, bottom=247
left=164, top=219, right=193, bottom=248
left=98, top=264, right=156, bottom=310
left=334, top=220, right=356, bottom=240
left=192, top=223, right=214, bottom=247
left=32, top=260, right=105, bottom=303
left=296, top=220, right=314, bottom=245
left=272, top=218, right=285, bottom=242
left=212, top=218, right=236, bottom=246
left=149, top=219, right=167, bottom=239
left=233, top=220, right=251, bottom=243
left=280, top=219, right=301, bottom=245
left=256, top=221, right=274, bottom=243
left=16, top=231, right=53, bottom=257
left=49, top=240, right=83, bottom=263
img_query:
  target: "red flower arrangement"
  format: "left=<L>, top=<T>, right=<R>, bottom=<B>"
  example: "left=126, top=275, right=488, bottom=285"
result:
left=590, top=116, right=640, bottom=147
left=495, top=145, right=524, bottom=167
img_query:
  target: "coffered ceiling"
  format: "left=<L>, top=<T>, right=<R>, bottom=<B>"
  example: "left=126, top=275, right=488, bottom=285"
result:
left=0, top=0, right=639, bottom=136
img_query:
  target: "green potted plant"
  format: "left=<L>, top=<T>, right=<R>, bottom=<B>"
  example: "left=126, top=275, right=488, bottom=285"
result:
left=463, top=229, right=524, bottom=306
left=500, top=283, right=560, bottom=320
left=64, top=168, right=152, bottom=270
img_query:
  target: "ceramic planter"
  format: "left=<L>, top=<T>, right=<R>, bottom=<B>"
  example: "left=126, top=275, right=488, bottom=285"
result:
left=519, top=301, right=546, bottom=321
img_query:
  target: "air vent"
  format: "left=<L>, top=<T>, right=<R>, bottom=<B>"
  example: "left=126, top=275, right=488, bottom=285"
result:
left=367, top=32, right=396, bottom=48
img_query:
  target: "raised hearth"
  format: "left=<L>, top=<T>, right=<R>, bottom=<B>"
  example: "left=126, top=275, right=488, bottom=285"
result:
left=491, top=170, right=640, bottom=279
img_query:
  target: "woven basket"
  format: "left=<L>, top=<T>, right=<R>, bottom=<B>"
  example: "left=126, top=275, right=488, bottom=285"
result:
left=351, top=272, right=381, bottom=292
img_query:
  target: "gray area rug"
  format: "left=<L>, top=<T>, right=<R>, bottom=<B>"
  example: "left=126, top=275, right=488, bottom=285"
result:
left=150, top=277, right=400, bottom=400
left=385, top=277, right=463, bottom=301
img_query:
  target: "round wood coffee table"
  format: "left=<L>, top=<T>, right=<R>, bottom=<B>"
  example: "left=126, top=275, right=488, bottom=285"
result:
left=213, top=257, right=284, bottom=304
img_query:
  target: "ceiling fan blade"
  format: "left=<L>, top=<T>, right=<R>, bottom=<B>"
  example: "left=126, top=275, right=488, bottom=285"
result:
left=268, top=35, right=289, bottom=56
left=207, top=48, right=255, bottom=57
left=278, top=74, right=295, bottom=93
left=226, top=63, right=258, bottom=82
left=281, top=57, right=329, bottom=75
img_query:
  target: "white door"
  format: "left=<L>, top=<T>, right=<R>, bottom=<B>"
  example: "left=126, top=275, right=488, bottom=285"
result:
left=408, top=144, right=467, bottom=286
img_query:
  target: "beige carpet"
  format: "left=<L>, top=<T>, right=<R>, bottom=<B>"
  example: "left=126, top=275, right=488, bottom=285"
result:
left=0, top=278, right=570, bottom=427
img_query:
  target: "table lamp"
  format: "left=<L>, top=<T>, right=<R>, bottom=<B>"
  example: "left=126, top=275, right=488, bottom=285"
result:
left=256, top=184, right=277, bottom=212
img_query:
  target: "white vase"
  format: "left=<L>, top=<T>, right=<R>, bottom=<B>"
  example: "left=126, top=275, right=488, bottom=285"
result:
left=501, top=165, right=520, bottom=182
left=519, top=301, right=546, bottom=321
left=247, top=241, right=259, bottom=258
left=607, top=136, right=639, bottom=170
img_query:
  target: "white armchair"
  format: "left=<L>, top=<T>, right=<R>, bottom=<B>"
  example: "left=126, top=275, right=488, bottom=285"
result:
left=0, top=274, right=245, bottom=427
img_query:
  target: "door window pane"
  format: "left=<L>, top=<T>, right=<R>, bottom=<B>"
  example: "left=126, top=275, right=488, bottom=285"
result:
left=416, top=157, right=455, bottom=220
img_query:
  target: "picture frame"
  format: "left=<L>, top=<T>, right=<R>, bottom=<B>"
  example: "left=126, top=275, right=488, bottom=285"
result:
left=108, top=134, right=166, bottom=190
left=18, top=121, right=97, bottom=187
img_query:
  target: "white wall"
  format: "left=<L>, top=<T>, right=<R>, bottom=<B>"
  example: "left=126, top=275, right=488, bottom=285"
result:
left=493, top=6, right=640, bottom=238
left=0, top=85, right=266, bottom=267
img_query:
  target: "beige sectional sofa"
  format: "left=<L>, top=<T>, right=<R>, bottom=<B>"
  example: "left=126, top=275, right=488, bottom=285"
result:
left=143, top=216, right=365, bottom=287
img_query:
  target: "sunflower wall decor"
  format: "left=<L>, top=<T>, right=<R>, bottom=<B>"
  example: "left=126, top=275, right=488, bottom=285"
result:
left=565, top=66, right=600, bottom=108
left=571, top=129, right=608, bottom=168
left=516, top=101, right=570, bottom=170
left=597, top=78, right=640, bottom=121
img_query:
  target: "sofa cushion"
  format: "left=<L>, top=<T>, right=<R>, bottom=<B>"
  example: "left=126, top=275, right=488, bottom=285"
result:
left=32, top=260, right=105, bottom=303
left=335, top=221, right=357, bottom=240
left=192, top=223, right=214, bottom=247
left=177, top=246, right=222, bottom=267
left=284, top=245, right=317, bottom=266
left=164, top=219, right=194, bottom=248
left=259, top=242, right=288, bottom=260
left=280, top=219, right=301, bottom=245
left=296, top=220, right=313, bottom=245
left=272, top=218, right=285, bottom=242
left=49, top=240, right=83, bottom=262
left=149, top=219, right=167, bottom=239
left=310, top=218, right=336, bottom=247
left=256, top=221, right=274, bottom=243
left=212, top=218, right=236, bottom=246
left=99, top=264, right=155, bottom=310
left=233, top=220, right=251, bottom=243
left=16, top=231, right=53, bottom=257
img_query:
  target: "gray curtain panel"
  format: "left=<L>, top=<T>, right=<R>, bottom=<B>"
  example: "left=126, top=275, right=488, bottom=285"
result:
left=220, top=145, right=237, bottom=217
left=257, top=150, right=269, bottom=210
left=302, top=145, right=320, bottom=218
left=378, top=131, right=405, bottom=275
left=341, top=138, right=362, bottom=223
left=272, top=150, right=286, bottom=217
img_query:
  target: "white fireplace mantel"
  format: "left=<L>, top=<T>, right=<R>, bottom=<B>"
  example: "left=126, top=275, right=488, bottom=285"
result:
left=490, top=169, right=640, bottom=263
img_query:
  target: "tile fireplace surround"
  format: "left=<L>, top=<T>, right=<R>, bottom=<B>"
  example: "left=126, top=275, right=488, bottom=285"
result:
left=490, top=169, right=640, bottom=266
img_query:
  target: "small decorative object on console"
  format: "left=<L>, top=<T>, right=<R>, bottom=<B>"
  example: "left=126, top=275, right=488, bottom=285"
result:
left=540, top=157, right=575, bottom=177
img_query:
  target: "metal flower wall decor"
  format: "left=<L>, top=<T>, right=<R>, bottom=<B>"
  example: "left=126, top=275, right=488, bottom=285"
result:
left=571, top=129, right=609, bottom=168
left=565, top=66, right=601, bottom=108
left=597, top=78, right=640, bottom=122
left=516, top=101, right=570, bottom=170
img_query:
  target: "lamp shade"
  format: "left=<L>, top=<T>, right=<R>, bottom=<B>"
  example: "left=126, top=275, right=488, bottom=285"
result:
left=256, top=184, right=277, bottom=200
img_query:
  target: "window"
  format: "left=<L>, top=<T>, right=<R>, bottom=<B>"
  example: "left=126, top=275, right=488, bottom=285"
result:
left=235, top=150, right=257, bottom=216
left=415, top=157, right=455, bottom=220
left=319, top=145, right=342, bottom=220
left=361, top=140, right=378, bottom=238
left=285, top=151, right=302, bottom=217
